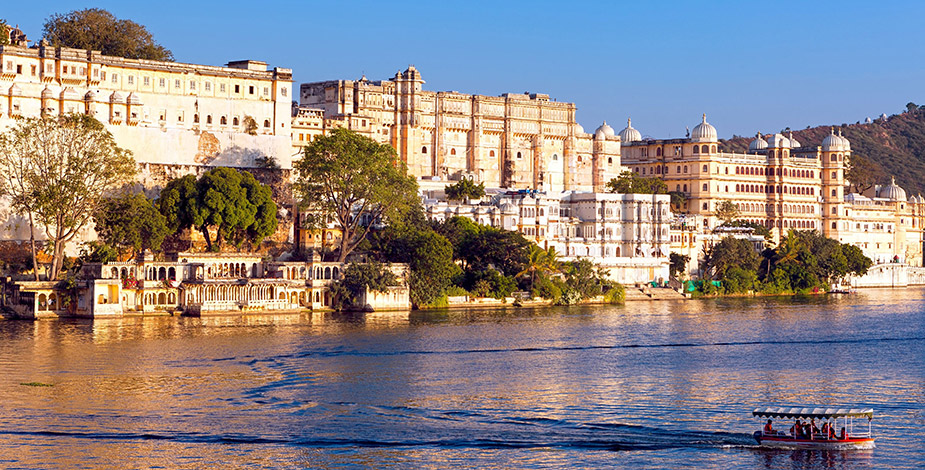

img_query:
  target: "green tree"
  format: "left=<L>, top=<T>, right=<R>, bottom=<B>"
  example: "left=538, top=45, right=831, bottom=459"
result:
left=606, top=171, right=668, bottom=194
left=517, top=244, right=550, bottom=292
left=702, top=237, right=759, bottom=280
left=845, top=154, right=885, bottom=194
left=456, top=226, right=531, bottom=277
left=714, top=200, right=741, bottom=225
left=0, top=19, right=9, bottom=46
left=43, top=8, right=173, bottom=61
left=158, top=168, right=277, bottom=251
left=843, top=244, right=873, bottom=276
left=94, top=192, right=170, bottom=257
left=335, top=261, right=399, bottom=309
left=294, top=128, right=418, bottom=262
left=669, top=252, right=690, bottom=279
left=444, top=178, right=486, bottom=201
left=0, top=114, right=135, bottom=280
left=371, top=221, right=460, bottom=308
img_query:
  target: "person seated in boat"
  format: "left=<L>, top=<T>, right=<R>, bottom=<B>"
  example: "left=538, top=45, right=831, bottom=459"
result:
left=828, top=421, right=837, bottom=439
left=809, top=418, right=820, bottom=439
left=790, top=420, right=798, bottom=437
left=840, top=427, right=846, bottom=439
left=764, top=419, right=774, bottom=435
left=820, top=421, right=830, bottom=439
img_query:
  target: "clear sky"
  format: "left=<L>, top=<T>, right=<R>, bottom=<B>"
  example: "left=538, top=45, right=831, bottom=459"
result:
left=5, top=1, right=925, bottom=139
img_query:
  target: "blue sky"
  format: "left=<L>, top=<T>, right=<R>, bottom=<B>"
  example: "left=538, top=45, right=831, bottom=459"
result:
left=5, top=1, right=924, bottom=139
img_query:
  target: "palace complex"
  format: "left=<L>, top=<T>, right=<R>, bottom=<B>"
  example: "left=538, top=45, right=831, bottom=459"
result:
left=617, top=117, right=925, bottom=269
left=1, top=29, right=923, bottom=317
left=293, top=66, right=622, bottom=193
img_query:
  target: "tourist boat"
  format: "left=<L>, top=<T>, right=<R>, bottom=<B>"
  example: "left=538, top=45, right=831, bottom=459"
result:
left=752, top=407, right=875, bottom=450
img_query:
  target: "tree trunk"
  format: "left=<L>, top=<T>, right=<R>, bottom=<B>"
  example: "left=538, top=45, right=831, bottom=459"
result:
left=201, top=226, right=213, bottom=251
left=27, top=212, right=38, bottom=281
left=336, top=229, right=350, bottom=263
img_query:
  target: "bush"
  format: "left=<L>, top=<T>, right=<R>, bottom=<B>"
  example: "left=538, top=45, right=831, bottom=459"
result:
left=533, top=276, right=563, bottom=301
left=603, top=284, right=625, bottom=304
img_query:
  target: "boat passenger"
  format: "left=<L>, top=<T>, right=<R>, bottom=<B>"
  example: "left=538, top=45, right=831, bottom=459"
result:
left=809, top=418, right=819, bottom=439
left=827, top=421, right=836, bottom=439
left=764, top=419, right=774, bottom=434
left=840, top=427, right=846, bottom=439
left=821, top=421, right=830, bottom=439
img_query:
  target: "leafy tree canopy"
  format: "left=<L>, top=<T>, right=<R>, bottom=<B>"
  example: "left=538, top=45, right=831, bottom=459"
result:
left=606, top=171, right=668, bottom=194
left=702, top=236, right=759, bottom=280
left=294, top=128, right=418, bottom=262
left=714, top=200, right=741, bottom=225
left=43, top=8, right=173, bottom=61
left=94, top=192, right=169, bottom=257
left=0, top=114, right=135, bottom=280
left=845, top=154, right=886, bottom=194
left=444, top=178, right=485, bottom=201
left=157, top=168, right=277, bottom=251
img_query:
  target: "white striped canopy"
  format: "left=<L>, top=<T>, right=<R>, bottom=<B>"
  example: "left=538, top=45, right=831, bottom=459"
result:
left=753, top=407, right=874, bottom=419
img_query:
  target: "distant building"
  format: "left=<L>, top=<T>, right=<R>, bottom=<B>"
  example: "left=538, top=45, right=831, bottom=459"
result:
left=423, top=188, right=670, bottom=284
left=294, top=66, right=621, bottom=193
left=2, top=251, right=409, bottom=318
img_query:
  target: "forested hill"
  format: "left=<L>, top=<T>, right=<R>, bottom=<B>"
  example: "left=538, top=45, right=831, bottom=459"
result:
left=718, top=106, right=925, bottom=196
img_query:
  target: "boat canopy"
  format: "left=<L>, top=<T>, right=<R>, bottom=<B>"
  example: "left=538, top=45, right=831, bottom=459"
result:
left=753, top=407, right=874, bottom=419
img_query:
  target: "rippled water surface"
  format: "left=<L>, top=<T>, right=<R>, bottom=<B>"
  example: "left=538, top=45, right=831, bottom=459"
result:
left=1, top=288, right=924, bottom=469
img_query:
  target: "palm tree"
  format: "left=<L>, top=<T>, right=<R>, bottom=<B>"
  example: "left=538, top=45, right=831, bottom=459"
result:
left=518, top=245, right=548, bottom=292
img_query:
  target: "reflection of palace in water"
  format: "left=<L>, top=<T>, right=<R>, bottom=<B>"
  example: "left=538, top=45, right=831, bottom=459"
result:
left=1, top=251, right=409, bottom=319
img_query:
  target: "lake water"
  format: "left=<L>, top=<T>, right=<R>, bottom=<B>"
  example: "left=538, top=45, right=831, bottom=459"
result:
left=1, top=288, right=924, bottom=469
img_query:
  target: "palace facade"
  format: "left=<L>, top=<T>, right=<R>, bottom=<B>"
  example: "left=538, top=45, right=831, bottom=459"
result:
left=620, top=117, right=925, bottom=270
left=423, top=189, right=671, bottom=284
left=293, top=66, right=622, bottom=193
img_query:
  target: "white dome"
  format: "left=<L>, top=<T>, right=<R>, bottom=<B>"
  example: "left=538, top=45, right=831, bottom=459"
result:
left=767, top=133, right=791, bottom=149
left=788, top=131, right=801, bottom=148
left=618, top=118, right=642, bottom=143
left=690, top=114, right=717, bottom=142
left=838, top=129, right=851, bottom=150
left=595, top=121, right=615, bottom=140
left=574, top=123, right=585, bottom=134
left=878, top=177, right=906, bottom=201
left=500, top=203, right=518, bottom=214
left=748, top=133, right=768, bottom=152
left=822, top=128, right=848, bottom=151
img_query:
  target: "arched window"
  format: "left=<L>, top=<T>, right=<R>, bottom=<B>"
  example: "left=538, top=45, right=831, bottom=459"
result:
left=608, top=157, right=613, bottom=164
left=702, top=183, right=708, bottom=191
left=516, top=151, right=522, bottom=159
left=701, top=144, right=709, bottom=154
left=233, top=117, right=240, bottom=126
left=711, top=145, right=717, bottom=153
left=207, top=115, right=213, bottom=124
left=702, top=164, right=708, bottom=172
left=693, top=146, right=700, bottom=154
left=193, top=114, right=199, bottom=123
left=489, top=150, right=495, bottom=157
left=703, top=202, right=708, bottom=210
left=450, top=148, right=456, bottom=156
left=683, top=184, right=687, bottom=192
left=220, top=116, right=227, bottom=125
left=422, top=146, right=427, bottom=154
left=656, top=147, right=662, bottom=157
left=264, top=119, right=270, bottom=128
left=830, top=155, right=837, bottom=162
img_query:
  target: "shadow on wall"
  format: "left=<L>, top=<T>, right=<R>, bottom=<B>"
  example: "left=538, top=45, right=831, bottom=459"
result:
left=212, top=145, right=268, bottom=167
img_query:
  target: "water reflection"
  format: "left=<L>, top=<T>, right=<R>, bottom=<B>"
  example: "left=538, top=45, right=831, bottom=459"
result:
left=0, top=288, right=923, bottom=468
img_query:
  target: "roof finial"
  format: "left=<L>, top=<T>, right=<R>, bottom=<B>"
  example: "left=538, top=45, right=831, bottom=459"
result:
left=627, top=117, right=632, bottom=127
left=830, top=127, right=835, bottom=135
left=891, top=176, right=896, bottom=185
left=702, top=113, right=707, bottom=123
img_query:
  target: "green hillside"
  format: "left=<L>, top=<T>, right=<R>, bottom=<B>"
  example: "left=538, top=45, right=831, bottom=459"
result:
left=718, top=105, right=925, bottom=196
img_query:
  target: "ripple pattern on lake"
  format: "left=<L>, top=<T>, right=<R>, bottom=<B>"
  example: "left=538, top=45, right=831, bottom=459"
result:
left=0, top=289, right=923, bottom=469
